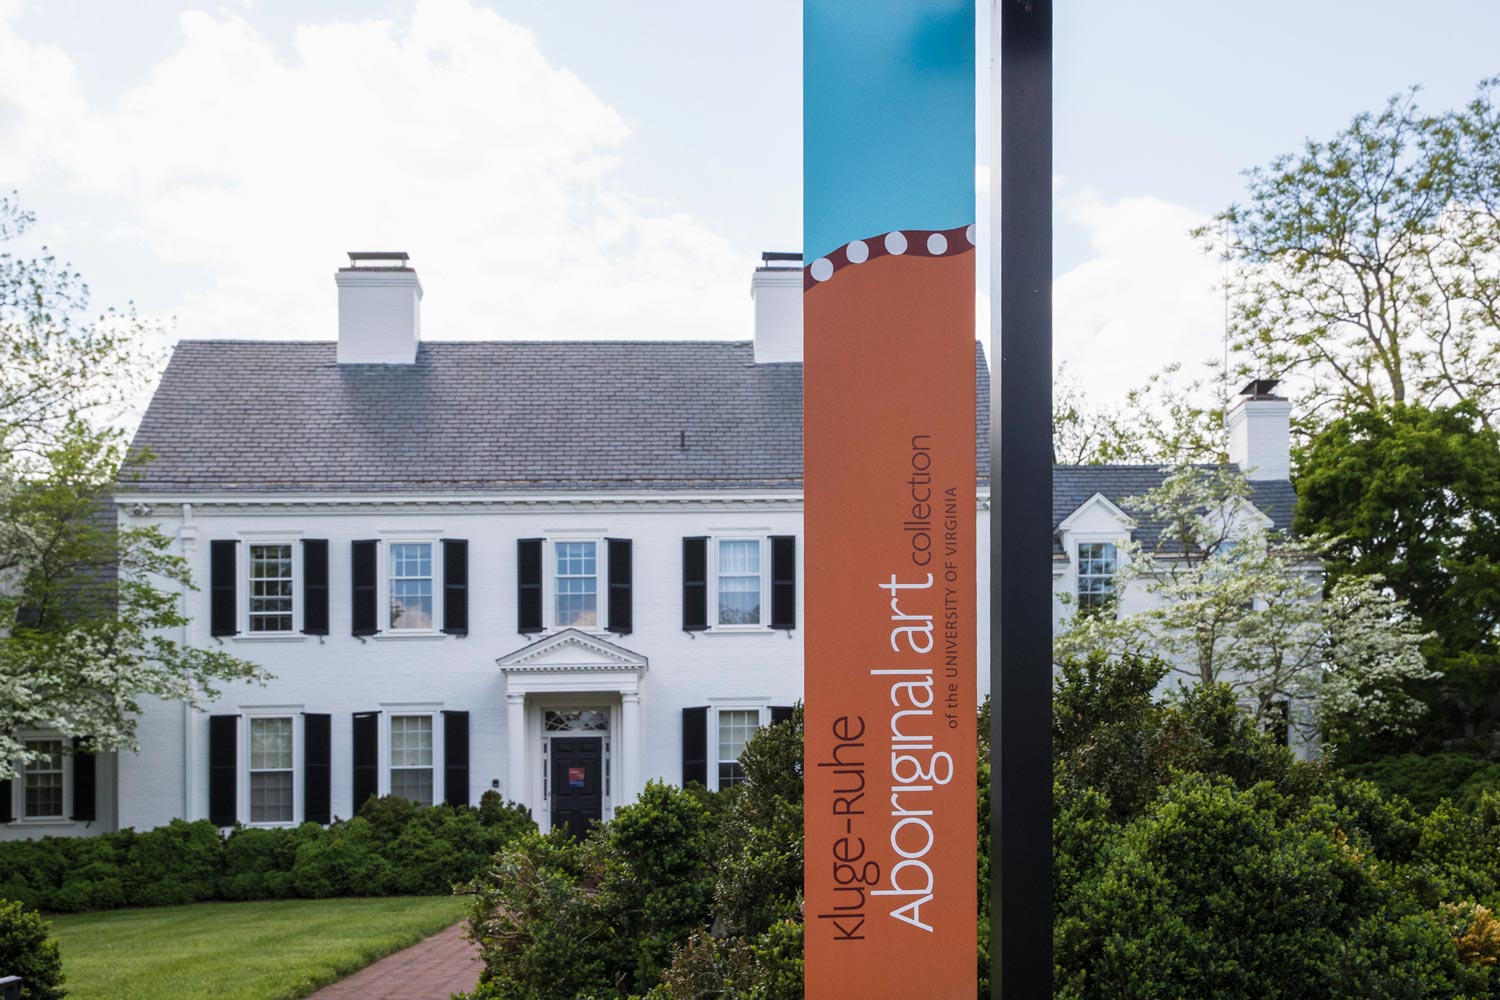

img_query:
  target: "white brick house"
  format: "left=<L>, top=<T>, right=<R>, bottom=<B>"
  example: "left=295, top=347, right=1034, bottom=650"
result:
left=2, top=253, right=1297, bottom=838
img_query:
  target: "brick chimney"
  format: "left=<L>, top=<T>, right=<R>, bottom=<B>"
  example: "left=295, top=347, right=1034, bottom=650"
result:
left=1226, top=379, right=1292, bottom=481
left=336, top=251, right=421, bottom=365
left=751, top=251, right=802, bottom=364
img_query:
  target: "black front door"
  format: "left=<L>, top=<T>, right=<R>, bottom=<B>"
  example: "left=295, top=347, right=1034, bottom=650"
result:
left=550, top=737, right=603, bottom=838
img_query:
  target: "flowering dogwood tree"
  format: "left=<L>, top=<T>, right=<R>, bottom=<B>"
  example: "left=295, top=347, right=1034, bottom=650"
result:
left=1054, top=465, right=1434, bottom=747
left=0, top=194, right=266, bottom=778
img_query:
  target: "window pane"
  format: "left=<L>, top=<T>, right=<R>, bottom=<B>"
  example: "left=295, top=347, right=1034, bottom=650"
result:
left=249, top=543, right=293, bottom=632
left=1076, top=542, right=1117, bottom=614
left=391, top=768, right=433, bottom=806
left=717, top=710, right=760, bottom=788
left=391, top=716, right=432, bottom=767
left=249, top=771, right=293, bottom=823
left=23, top=739, right=64, bottom=818
left=717, top=541, right=762, bottom=625
left=250, top=717, right=293, bottom=770
left=555, top=541, right=598, bottom=627
left=389, top=543, right=434, bottom=629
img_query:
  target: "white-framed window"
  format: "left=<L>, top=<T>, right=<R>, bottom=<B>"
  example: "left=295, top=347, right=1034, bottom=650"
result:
left=390, top=714, right=434, bottom=805
left=554, top=540, right=599, bottom=628
left=248, top=544, right=294, bottom=633
left=22, top=738, right=65, bottom=820
left=248, top=717, right=294, bottom=824
left=705, top=537, right=772, bottom=630
left=389, top=542, right=434, bottom=630
left=717, top=709, right=762, bottom=789
left=1076, top=541, right=1117, bottom=616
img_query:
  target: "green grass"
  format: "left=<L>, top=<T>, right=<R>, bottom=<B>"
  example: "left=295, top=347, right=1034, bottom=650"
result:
left=48, top=896, right=469, bottom=1000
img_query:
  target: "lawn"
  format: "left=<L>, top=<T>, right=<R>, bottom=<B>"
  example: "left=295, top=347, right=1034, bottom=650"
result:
left=48, top=896, right=469, bottom=1000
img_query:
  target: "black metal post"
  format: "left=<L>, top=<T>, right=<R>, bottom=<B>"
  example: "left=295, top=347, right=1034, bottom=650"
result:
left=994, top=0, right=1052, bottom=996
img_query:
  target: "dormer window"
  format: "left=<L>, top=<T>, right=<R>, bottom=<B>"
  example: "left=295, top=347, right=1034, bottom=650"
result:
left=1076, top=542, right=1117, bottom=616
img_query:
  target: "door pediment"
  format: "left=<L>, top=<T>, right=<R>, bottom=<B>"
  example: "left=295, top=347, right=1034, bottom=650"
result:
left=497, top=628, right=648, bottom=675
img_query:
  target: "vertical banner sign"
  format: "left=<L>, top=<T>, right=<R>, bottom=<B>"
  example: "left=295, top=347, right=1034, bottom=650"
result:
left=803, top=2, right=978, bottom=997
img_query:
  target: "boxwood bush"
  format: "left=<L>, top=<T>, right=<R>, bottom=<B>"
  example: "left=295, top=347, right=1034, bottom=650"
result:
left=0, top=792, right=532, bottom=913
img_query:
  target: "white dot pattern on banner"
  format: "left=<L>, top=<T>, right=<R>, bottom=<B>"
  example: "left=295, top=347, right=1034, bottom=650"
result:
left=846, top=239, right=869, bottom=264
left=810, top=257, right=834, bottom=282
left=885, top=231, right=909, bottom=255
left=927, top=232, right=948, bottom=255
left=966, top=224, right=976, bottom=246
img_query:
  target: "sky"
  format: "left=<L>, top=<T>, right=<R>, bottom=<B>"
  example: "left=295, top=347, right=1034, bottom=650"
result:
left=3, top=0, right=1500, bottom=426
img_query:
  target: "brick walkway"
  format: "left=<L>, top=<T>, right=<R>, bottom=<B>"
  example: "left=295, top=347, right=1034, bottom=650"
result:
left=308, top=922, right=482, bottom=1000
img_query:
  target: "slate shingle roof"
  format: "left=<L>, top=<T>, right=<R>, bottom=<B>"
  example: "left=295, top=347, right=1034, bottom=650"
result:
left=1050, top=465, right=1299, bottom=558
left=125, top=340, right=993, bottom=494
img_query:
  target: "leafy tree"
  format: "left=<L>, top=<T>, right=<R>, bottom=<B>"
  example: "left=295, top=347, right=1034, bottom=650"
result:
left=1054, top=362, right=1228, bottom=465
left=0, top=196, right=265, bottom=776
left=1198, top=79, right=1500, bottom=427
left=1055, top=465, right=1433, bottom=747
left=1296, top=401, right=1500, bottom=741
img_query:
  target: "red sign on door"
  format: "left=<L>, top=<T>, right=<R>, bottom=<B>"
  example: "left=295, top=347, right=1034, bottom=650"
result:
left=567, top=767, right=585, bottom=789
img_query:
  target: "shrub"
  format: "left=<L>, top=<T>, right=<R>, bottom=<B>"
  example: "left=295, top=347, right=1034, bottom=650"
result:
left=124, top=820, right=222, bottom=907
left=1344, top=753, right=1500, bottom=814
left=0, top=795, right=535, bottom=914
left=477, top=790, right=534, bottom=840
left=0, top=898, right=65, bottom=1000
left=291, top=817, right=392, bottom=898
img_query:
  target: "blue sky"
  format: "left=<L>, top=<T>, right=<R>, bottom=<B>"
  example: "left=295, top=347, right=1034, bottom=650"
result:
left=2, top=0, right=1498, bottom=415
left=804, top=0, right=973, bottom=262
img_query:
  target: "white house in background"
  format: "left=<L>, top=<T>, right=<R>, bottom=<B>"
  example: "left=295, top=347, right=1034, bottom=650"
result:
left=1, top=252, right=1297, bottom=839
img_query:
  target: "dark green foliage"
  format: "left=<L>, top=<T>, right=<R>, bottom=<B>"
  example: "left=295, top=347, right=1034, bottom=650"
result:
left=0, top=796, right=534, bottom=913
left=1051, top=652, right=1500, bottom=999
left=0, top=899, right=66, bottom=1000
left=1345, top=753, right=1500, bottom=814
left=463, top=782, right=715, bottom=999
left=477, top=789, right=535, bottom=841
left=463, top=710, right=807, bottom=1000
left=711, top=706, right=804, bottom=938
left=1296, top=402, right=1500, bottom=748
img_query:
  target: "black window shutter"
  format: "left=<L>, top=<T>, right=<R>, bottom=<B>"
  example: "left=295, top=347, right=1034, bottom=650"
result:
left=210, top=540, right=239, bottom=637
left=682, top=706, right=709, bottom=786
left=302, top=540, right=330, bottom=636
left=682, top=537, right=708, bottom=631
left=352, top=712, right=379, bottom=812
left=71, top=737, right=96, bottom=822
left=442, top=540, right=469, bottom=636
left=0, top=780, right=12, bottom=823
left=443, top=711, right=470, bottom=807
left=770, top=536, right=796, bottom=630
left=209, top=714, right=238, bottom=826
left=517, top=539, right=543, bottom=634
left=770, top=705, right=796, bottom=727
left=304, top=714, right=331, bottom=824
left=351, top=540, right=378, bottom=636
left=606, top=538, right=633, bottom=635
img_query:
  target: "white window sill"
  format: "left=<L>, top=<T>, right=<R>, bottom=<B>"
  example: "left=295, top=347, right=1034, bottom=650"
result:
left=702, top=626, right=777, bottom=636
left=371, top=631, right=448, bottom=641
left=233, top=634, right=309, bottom=643
left=244, top=820, right=299, bottom=829
left=15, top=817, right=72, bottom=826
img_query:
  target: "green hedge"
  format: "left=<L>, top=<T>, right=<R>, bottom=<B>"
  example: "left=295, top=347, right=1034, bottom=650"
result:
left=1342, top=752, right=1500, bottom=814
left=0, top=791, right=533, bottom=913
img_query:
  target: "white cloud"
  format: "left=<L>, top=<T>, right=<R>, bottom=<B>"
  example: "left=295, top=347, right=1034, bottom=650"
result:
left=0, top=0, right=750, bottom=350
left=1054, top=191, right=1227, bottom=399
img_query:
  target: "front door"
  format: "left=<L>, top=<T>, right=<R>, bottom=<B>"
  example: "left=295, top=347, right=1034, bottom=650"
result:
left=550, top=737, right=603, bottom=837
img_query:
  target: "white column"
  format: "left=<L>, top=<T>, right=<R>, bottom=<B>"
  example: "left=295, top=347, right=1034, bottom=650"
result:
left=505, top=691, right=528, bottom=810
left=620, top=690, right=643, bottom=805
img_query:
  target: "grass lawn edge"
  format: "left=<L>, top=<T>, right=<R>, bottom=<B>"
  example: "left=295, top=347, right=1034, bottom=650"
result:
left=48, top=896, right=473, bottom=1000
left=271, top=901, right=470, bottom=1000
